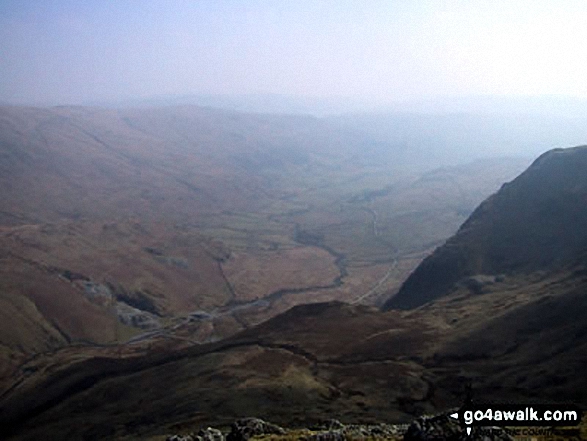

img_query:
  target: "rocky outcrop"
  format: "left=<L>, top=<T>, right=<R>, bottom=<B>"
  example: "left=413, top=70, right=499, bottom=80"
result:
left=167, top=435, right=196, bottom=441
left=227, top=418, right=286, bottom=441
left=164, top=413, right=523, bottom=441
left=166, top=417, right=407, bottom=441
left=115, top=301, right=160, bottom=329
left=199, top=427, right=225, bottom=441
left=166, top=418, right=286, bottom=441
left=304, top=421, right=405, bottom=440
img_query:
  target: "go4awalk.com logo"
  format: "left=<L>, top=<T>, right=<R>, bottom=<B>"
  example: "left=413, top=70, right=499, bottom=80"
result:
left=450, top=403, right=581, bottom=436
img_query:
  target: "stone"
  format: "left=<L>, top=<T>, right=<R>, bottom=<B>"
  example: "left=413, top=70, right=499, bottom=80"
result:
left=227, top=417, right=285, bottom=441
left=166, top=435, right=194, bottom=441
left=198, top=427, right=224, bottom=441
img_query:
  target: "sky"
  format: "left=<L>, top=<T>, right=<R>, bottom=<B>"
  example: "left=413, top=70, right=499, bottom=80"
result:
left=2, top=0, right=587, bottom=106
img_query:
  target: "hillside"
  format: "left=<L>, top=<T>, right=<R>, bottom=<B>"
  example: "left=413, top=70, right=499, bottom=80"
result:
left=0, top=147, right=586, bottom=439
left=384, top=146, right=587, bottom=310
left=2, top=268, right=586, bottom=439
left=0, top=105, right=367, bottom=225
left=0, top=104, right=529, bottom=381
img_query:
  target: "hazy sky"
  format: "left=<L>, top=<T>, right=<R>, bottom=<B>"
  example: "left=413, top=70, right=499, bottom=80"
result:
left=2, top=0, right=587, bottom=105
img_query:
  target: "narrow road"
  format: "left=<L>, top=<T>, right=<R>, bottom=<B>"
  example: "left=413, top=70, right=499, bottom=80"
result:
left=351, top=258, right=397, bottom=305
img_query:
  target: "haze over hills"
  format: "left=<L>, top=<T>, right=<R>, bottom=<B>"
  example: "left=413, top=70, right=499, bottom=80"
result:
left=329, top=111, right=587, bottom=164
left=87, top=92, right=587, bottom=163
left=86, top=93, right=374, bottom=116
left=85, top=92, right=587, bottom=117
left=0, top=145, right=586, bottom=440
left=0, top=103, right=532, bottom=387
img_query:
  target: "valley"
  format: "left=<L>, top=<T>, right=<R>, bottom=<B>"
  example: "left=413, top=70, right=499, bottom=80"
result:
left=0, top=105, right=531, bottom=378
left=3, top=104, right=586, bottom=440
left=5, top=2, right=587, bottom=439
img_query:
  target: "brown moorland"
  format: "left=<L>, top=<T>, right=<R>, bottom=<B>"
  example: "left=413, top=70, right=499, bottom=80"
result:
left=0, top=106, right=556, bottom=439
left=0, top=104, right=530, bottom=382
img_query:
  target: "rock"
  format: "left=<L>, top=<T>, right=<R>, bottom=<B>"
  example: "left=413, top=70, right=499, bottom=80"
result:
left=309, top=419, right=345, bottom=431
left=462, top=275, right=498, bottom=294
left=198, top=427, right=224, bottom=441
left=115, top=301, right=160, bottom=329
left=303, top=431, right=345, bottom=441
left=305, top=421, right=405, bottom=440
left=227, top=417, right=285, bottom=441
left=167, top=427, right=223, bottom=441
left=346, top=423, right=404, bottom=438
left=166, top=435, right=194, bottom=441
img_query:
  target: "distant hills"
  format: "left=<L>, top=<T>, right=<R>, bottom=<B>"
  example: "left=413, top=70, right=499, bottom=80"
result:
left=86, top=93, right=587, bottom=118
left=86, top=92, right=587, bottom=163
left=88, top=93, right=374, bottom=116
left=328, top=112, right=587, bottom=163
left=0, top=105, right=369, bottom=224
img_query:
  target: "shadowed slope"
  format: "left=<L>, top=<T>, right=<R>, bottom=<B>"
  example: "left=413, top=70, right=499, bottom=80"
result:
left=0, top=302, right=439, bottom=440
left=384, top=146, right=587, bottom=310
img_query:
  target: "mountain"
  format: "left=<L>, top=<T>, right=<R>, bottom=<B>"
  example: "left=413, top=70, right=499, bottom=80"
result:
left=0, top=104, right=529, bottom=387
left=0, top=146, right=585, bottom=440
left=384, top=146, right=587, bottom=310
left=89, top=93, right=374, bottom=116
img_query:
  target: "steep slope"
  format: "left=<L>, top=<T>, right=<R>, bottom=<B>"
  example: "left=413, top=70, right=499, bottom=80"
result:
left=416, top=259, right=587, bottom=404
left=0, top=220, right=234, bottom=373
left=384, top=146, right=587, bottom=310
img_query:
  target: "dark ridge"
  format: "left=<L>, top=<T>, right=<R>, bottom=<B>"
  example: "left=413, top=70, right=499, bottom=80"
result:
left=384, top=145, right=587, bottom=310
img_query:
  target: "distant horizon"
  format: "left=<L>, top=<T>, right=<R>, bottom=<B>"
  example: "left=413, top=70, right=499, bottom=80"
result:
left=3, top=1, right=587, bottom=108
left=5, top=92, right=587, bottom=120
